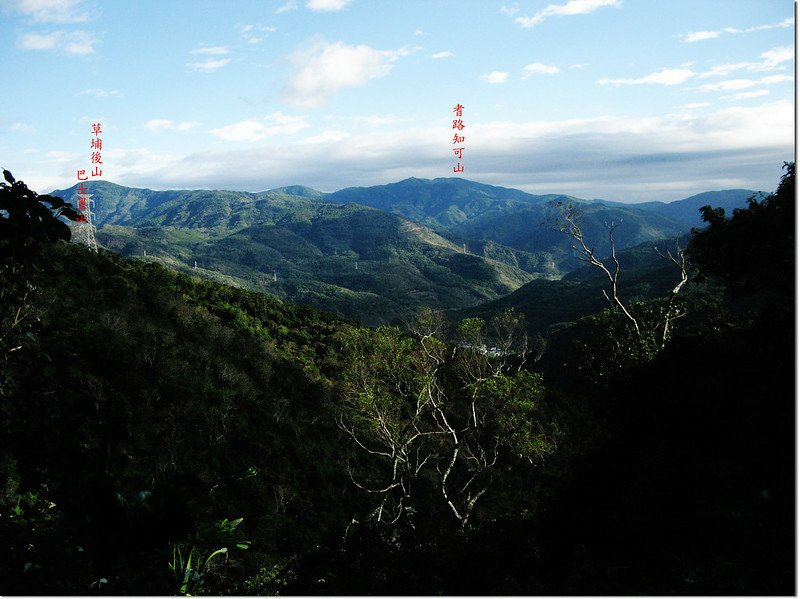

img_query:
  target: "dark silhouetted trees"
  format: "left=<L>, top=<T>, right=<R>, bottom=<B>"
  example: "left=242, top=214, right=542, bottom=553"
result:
left=688, top=161, right=794, bottom=297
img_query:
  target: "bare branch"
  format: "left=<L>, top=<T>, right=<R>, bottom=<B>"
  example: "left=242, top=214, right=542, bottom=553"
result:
left=657, top=239, right=690, bottom=347
left=336, top=415, right=394, bottom=458
left=346, top=465, right=401, bottom=495
left=437, top=445, right=464, bottom=522
left=555, top=203, right=642, bottom=335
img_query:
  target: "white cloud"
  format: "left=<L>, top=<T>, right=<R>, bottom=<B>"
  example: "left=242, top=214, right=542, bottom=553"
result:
left=381, top=44, right=412, bottom=56
left=690, top=101, right=792, bottom=149
left=275, top=0, right=297, bottom=13
left=722, top=90, right=770, bottom=101
left=500, top=3, right=519, bottom=16
left=17, top=31, right=60, bottom=49
left=78, top=114, right=108, bottom=125
left=240, top=24, right=276, bottom=44
left=598, top=67, right=695, bottom=86
left=211, top=121, right=268, bottom=141
left=515, top=0, right=620, bottom=27
left=570, top=63, right=588, bottom=69
left=700, top=62, right=761, bottom=79
left=80, top=125, right=446, bottom=193
left=699, top=79, right=755, bottom=92
left=700, top=62, right=751, bottom=77
left=699, top=74, right=792, bottom=92
left=522, top=62, right=560, bottom=78
left=300, top=129, right=351, bottom=144
left=481, top=70, right=509, bottom=84
left=144, top=119, right=201, bottom=132
left=324, top=114, right=405, bottom=127
left=145, top=119, right=174, bottom=131
left=282, top=39, right=413, bottom=108
left=760, top=74, right=793, bottom=84
left=17, top=29, right=95, bottom=54
left=413, top=29, right=424, bottom=36
left=679, top=102, right=711, bottom=109
left=45, top=150, right=76, bottom=161
left=684, top=30, right=719, bottom=43
left=701, top=46, right=794, bottom=77
left=464, top=102, right=792, bottom=194
left=190, top=45, right=229, bottom=55
left=76, top=88, right=122, bottom=98
left=211, top=112, right=310, bottom=141
left=62, top=29, right=93, bottom=54
left=431, top=51, right=454, bottom=59
left=187, top=58, right=230, bottom=72
left=682, top=17, right=793, bottom=42
left=77, top=101, right=791, bottom=204
left=306, top=0, right=351, bottom=11
left=66, top=147, right=185, bottom=188
left=9, top=0, right=87, bottom=23
left=761, top=46, right=793, bottom=68
left=9, top=122, right=36, bottom=132
left=349, top=115, right=399, bottom=127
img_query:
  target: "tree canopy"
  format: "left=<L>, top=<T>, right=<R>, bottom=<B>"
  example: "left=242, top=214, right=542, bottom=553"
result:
left=0, top=169, right=80, bottom=257
left=688, top=161, right=794, bottom=297
left=0, top=168, right=794, bottom=595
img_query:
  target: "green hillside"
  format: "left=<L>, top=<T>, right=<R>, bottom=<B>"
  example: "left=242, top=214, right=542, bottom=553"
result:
left=53, top=181, right=325, bottom=230
left=51, top=181, right=545, bottom=324
left=2, top=165, right=793, bottom=595
left=326, top=176, right=567, bottom=223
left=96, top=202, right=535, bottom=325
left=54, top=177, right=764, bottom=324
left=323, top=177, right=715, bottom=274
left=449, top=237, right=694, bottom=333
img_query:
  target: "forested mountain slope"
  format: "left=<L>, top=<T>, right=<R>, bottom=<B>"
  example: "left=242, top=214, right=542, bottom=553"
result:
left=94, top=203, right=534, bottom=325
left=52, top=178, right=759, bottom=324
left=52, top=181, right=546, bottom=323
left=322, top=177, right=758, bottom=272
left=2, top=165, right=793, bottom=594
left=452, top=235, right=695, bottom=333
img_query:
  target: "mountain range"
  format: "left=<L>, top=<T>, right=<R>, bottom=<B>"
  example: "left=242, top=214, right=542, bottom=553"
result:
left=53, top=178, right=759, bottom=324
left=326, top=178, right=758, bottom=268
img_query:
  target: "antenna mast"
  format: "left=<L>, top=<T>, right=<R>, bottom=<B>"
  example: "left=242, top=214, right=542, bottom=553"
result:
left=73, top=187, right=98, bottom=252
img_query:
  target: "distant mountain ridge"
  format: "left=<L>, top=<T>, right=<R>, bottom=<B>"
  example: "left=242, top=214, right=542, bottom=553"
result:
left=451, top=233, right=696, bottom=338
left=324, top=177, right=574, bottom=225
left=318, top=178, right=760, bottom=273
left=51, top=181, right=539, bottom=324
left=593, top=189, right=762, bottom=228
left=52, top=177, right=761, bottom=324
left=55, top=178, right=759, bottom=234
left=53, top=181, right=321, bottom=230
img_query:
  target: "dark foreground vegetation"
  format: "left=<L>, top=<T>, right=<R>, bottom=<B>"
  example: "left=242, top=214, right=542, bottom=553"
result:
left=0, top=165, right=794, bottom=594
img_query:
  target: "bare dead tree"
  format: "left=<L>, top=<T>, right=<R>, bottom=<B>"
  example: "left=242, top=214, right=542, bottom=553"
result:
left=553, top=202, right=690, bottom=350
left=554, top=203, right=642, bottom=336
left=655, top=239, right=690, bottom=346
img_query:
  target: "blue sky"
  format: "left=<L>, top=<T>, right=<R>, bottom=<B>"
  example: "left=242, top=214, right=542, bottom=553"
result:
left=0, top=0, right=794, bottom=202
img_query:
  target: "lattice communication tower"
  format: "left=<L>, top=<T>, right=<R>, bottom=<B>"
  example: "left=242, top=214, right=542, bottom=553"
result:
left=73, top=185, right=98, bottom=252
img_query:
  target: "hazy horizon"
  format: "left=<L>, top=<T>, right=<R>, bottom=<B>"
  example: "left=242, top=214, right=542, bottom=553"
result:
left=50, top=173, right=772, bottom=206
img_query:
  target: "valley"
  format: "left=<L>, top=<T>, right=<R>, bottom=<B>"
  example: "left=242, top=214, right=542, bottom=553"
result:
left=3, top=165, right=792, bottom=595
left=54, top=177, right=757, bottom=325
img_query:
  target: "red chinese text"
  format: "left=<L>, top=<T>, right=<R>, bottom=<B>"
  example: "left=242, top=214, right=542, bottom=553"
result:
left=451, top=104, right=465, bottom=173
left=75, top=121, right=104, bottom=224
